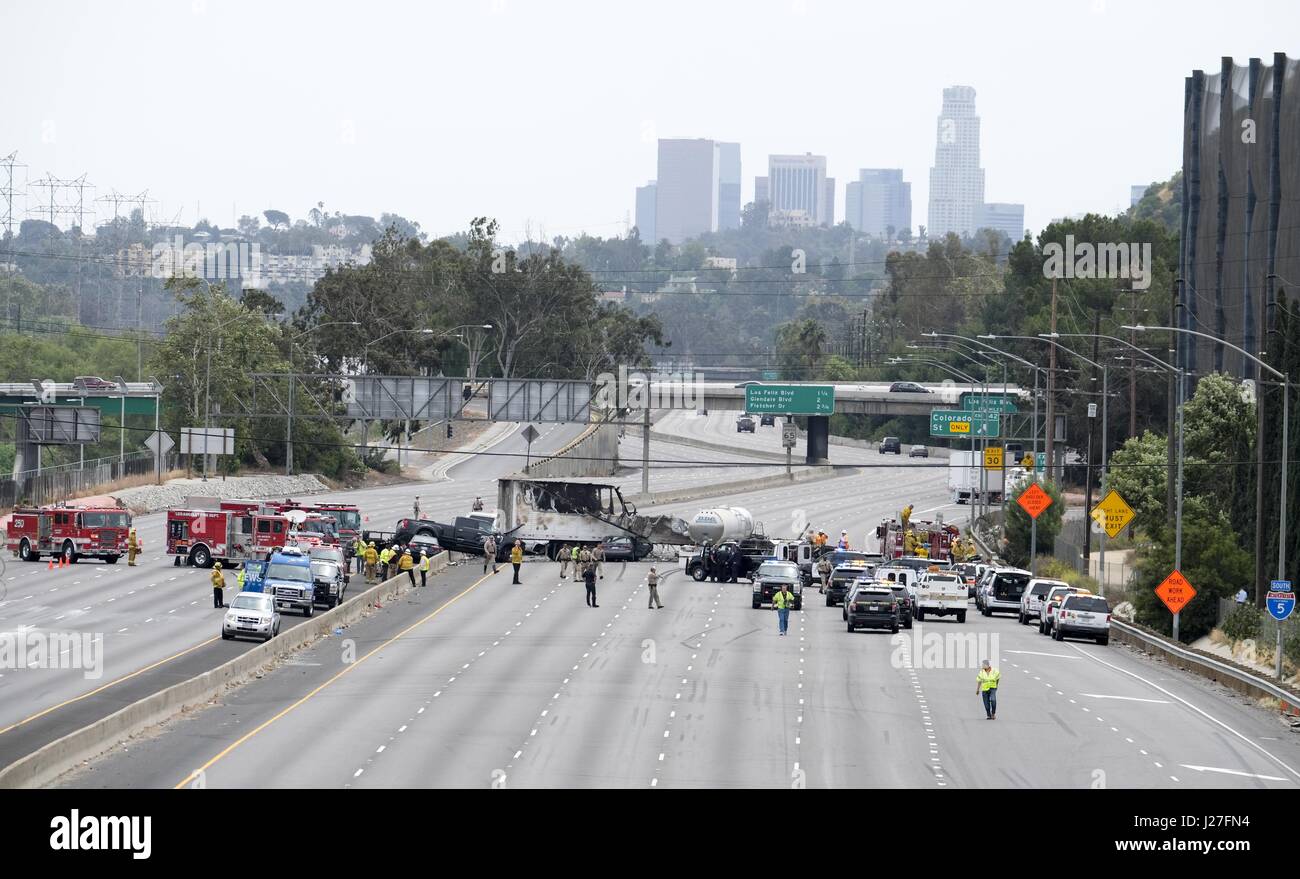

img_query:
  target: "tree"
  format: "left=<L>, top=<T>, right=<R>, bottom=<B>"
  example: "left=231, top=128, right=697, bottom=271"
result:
left=237, top=214, right=261, bottom=237
left=263, top=209, right=290, bottom=230
left=1003, top=479, right=1065, bottom=568
left=1105, top=430, right=1170, bottom=537
left=1131, top=500, right=1251, bottom=641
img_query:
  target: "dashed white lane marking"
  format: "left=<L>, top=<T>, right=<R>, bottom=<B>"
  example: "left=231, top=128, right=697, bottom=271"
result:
left=1078, top=693, right=1171, bottom=704
left=1179, top=764, right=1288, bottom=782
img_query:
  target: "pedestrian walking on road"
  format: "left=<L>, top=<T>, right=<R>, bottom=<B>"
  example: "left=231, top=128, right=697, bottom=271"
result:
left=510, top=540, right=524, bottom=584
left=583, top=564, right=598, bottom=607
left=483, top=535, right=499, bottom=575
left=977, top=659, right=1000, bottom=719
left=817, top=555, right=832, bottom=593
left=419, top=549, right=430, bottom=587
left=558, top=543, right=571, bottom=579
left=211, top=562, right=226, bottom=609
left=399, top=549, right=415, bottom=588
left=646, top=566, right=664, bottom=609
left=773, top=583, right=794, bottom=635
left=413, top=496, right=421, bottom=520
left=472, top=496, right=485, bottom=511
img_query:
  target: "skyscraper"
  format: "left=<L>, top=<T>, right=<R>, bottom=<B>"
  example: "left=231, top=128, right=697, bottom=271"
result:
left=754, top=176, right=769, bottom=205
left=768, top=153, right=830, bottom=226
left=845, top=168, right=912, bottom=237
left=655, top=138, right=719, bottom=244
left=717, top=142, right=742, bottom=231
left=635, top=181, right=657, bottom=245
left=927, top=86, right=985, bottom=238
left=975, top=203, right=1025, bottom=240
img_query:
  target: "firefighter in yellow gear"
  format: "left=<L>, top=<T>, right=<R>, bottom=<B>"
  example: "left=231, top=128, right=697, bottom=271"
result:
left=904, top=529, right=918, bottom=555
left=900, top=504, right=913, bottom=534
left=127, top=528, right=140, bottom=566
left=364, top=542, right=379, bottom=583
left=211, top=562, right=226, bottom=608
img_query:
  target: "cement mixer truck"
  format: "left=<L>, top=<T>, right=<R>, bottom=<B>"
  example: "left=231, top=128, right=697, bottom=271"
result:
left=687, top=507, right=755, bottom=545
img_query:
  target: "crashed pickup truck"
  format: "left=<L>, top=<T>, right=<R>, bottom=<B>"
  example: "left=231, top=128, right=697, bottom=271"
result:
left=495, top=476, right=691, bottom=557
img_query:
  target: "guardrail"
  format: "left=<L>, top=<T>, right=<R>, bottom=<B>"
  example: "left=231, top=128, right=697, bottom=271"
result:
left=1109, top=619, right=1300, bottom=714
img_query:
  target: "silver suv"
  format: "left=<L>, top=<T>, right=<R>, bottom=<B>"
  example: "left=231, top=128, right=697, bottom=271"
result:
left=1054, top=593, right=1112, bottom=645
left=1019, top=578, right=1069, bottom=625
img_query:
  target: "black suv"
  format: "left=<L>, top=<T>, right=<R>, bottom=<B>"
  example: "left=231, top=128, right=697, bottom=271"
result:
left=878, top=436, right=901, bottom=454
left=760, top=413, right=775, bottom=426
left=845, top=582, right=899, bottom=633
left=737, top=416, right=756, bottom=433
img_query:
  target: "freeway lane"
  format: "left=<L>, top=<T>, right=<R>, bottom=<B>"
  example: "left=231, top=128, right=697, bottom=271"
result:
left=1, top=419, right=796, bottom=771
left=59, top=560, right=1300, bottom=789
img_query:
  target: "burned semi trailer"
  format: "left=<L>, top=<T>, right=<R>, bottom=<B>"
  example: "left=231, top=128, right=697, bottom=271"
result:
left=495, top=476, right=692, bottom=557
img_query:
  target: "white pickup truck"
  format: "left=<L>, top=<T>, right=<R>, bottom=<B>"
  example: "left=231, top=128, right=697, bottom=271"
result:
left=913, top=571, right=968, bottom=623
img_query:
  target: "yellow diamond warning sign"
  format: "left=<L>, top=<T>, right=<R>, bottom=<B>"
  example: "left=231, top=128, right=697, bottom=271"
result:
left=1090, top=489, right=1135, bottom=538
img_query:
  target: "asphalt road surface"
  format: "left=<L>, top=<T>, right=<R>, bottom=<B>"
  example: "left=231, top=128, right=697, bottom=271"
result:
left=61, top=557, right=1300, bottom=789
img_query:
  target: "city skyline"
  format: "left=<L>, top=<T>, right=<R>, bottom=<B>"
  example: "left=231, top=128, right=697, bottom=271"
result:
left=3, top=1, right=1290, bottom=245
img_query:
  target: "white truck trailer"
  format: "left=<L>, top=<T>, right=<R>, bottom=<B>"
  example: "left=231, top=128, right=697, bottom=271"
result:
left=948, top=450, right=1004, bottom=505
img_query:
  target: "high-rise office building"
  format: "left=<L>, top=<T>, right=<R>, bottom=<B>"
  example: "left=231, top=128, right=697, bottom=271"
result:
left=824, top=178, right=835, bottom=226
left=754, top=176, right=769, bottom=205
left=845, top=168, right=912, bottom=237
left=927, top=86, right=985, bottom=238
left=717, top=142, right=742, bottom=231
left=635, top=181, right=657, bottom=245
left=655, top=138, right=720, bottom=244
left=975, top=202, right=1025, bottom=240
left=768, top=153, right=831, bottom=226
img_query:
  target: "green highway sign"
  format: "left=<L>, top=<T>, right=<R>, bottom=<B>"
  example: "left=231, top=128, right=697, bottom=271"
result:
left=762, top=370, right=780, bottom=381
left=930, top=409, right=1000, bottom=438
left=745, top=384, right=835, bottom=416
left=959, top=392, right=1019, bottom=414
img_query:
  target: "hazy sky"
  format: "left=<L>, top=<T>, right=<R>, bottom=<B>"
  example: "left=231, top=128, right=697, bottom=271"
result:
left=5, top=0, right=1295, bottom=243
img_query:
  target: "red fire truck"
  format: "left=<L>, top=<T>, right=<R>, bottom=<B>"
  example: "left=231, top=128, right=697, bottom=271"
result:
left=166, top=500, right=294, bottom=568
left=269, top=500, right=358, bottom=547
left=876, top=516, right=959, bottom=562
left=6, top=504, right=132, bottom=564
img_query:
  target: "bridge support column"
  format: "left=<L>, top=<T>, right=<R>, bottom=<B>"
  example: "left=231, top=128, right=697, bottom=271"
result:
left=805, top=416, right=829, bottom=465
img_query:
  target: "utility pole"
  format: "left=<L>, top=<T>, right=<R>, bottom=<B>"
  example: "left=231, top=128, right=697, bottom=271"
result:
left=1129, top=286, right=1138, bottom=438
left=1083, top=313, right=1101, bottom=563
left=1045, top=277, right=1057, bottom=479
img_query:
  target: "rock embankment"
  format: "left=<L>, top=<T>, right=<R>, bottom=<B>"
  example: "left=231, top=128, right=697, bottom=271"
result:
left=115, top=474, right=330, bottom=515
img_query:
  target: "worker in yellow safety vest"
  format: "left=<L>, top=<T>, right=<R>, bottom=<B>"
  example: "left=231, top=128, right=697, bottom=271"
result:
left=772, top=584, right=795, bottom=635
left=127, top=528, right=140, bottom=566
left=976, top=660, right=1001, bottom=719
left=419, top=549, right=430, bottom=587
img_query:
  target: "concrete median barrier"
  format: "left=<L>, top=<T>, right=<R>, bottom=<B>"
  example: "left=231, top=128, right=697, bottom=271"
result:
left=0, top=552, right=450, bottom=789
left=628, top=466, right=859, bottom=508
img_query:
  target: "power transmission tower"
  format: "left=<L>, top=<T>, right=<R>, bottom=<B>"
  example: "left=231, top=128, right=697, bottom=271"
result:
left=27, top=172, right=95, bottom=230
left=0, top=151, right=26, bottom=238
left=95, top=188, right=155, bottom=224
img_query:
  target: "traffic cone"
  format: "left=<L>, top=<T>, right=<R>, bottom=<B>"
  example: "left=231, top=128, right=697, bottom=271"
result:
left=47, top=558, right=54, bottom=571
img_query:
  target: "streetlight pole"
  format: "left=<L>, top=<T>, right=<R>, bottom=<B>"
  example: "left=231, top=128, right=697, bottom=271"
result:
left=986, top=334, right=1109, bottom=580
left=1126, top=324, right=1290, bottom=634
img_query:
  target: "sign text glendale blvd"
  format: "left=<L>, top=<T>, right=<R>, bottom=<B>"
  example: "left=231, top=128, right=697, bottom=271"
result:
left=744, top=384, right=835, bottom=416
